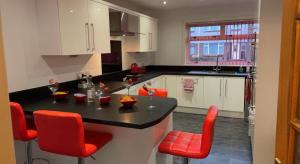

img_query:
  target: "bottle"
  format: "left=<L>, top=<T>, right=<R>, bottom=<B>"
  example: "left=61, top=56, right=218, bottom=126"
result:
left=86, top=76, right=95, bottom=102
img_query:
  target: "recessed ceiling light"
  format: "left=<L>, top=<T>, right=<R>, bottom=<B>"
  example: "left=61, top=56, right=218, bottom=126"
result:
left=162, top=1, right=167, bottom=5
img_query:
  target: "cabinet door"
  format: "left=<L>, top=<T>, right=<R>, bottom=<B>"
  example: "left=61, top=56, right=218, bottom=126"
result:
left=223, top=77, right=245, bottom=112
left=165, top=76, right=177, bottom=98
left=203, top=77, right=224, bottom=109
left=58, top=0, right=89, bottom=55
left=177, top=76, right=204, bottom=108
left=149, top=19, right=158, bottom=52
left=152, top=76, right=165, bottom=89
left=139, top=16, right=150, bottom=52
left=88, top=1, right=111, bottom=54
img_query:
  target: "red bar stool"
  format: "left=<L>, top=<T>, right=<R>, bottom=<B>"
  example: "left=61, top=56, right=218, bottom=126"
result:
left=138, top=88, right=168, bottom=97
left=10, top=102, right=49, bottom=164
left=159, top=106, right=218, bottom=164
left=33, top=110, right=113, bottom=164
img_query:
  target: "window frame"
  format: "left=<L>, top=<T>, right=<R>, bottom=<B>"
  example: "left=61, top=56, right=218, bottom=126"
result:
left=185, top=20, right=258, bottom=66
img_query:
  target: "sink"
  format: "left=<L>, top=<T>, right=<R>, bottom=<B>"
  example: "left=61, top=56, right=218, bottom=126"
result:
left=188, top=71, right=218, bottom=74
left=188, top=70, right=238, bottom=75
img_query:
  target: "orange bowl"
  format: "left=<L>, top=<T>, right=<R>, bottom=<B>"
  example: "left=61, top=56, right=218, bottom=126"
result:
left=53, top=91, right=68, bottom=99
left=120, top=96, right=137, bottom=108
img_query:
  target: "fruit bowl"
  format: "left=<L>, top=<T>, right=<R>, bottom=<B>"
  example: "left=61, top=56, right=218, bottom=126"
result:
left=53, top=91, right=68, bottom=99
left=120, top=96, right=137, bottom=108
left=99, top=96, right=112, bottom=104
left=74, top=93, right=86, bottom=102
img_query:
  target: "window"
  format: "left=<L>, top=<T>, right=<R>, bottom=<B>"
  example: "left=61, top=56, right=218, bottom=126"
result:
left=186, top=20, right=259, bottom=66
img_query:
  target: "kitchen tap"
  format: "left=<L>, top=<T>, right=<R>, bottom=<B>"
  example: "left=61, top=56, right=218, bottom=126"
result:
left=213, top=55, right=222, bottom=72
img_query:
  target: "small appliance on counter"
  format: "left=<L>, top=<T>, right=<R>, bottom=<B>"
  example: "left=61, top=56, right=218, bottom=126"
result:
left=131, top=63, right=140, bottom=75
left=125, top=63, right=145, bottom=83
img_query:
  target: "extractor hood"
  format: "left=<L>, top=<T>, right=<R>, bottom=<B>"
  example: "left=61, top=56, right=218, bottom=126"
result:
left=109, top=10, right=139, bottom=36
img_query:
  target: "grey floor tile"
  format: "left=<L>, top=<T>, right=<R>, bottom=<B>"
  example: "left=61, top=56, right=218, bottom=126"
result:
left=229, top=159, right=252, bottom=164
left=172, top=111, right=252, bottom=164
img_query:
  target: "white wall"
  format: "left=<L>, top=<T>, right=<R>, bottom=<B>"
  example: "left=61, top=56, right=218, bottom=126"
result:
left=152, top=2, right=259, bottom=65
left=253, top=0, right=282, bottom=163
left=0, top=0, right=154, bottom=92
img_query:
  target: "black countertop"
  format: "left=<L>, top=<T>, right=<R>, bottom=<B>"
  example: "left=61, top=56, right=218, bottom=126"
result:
left=104, top=70, right=249, bottom=93
left=22, top=94, right=177, bottom=129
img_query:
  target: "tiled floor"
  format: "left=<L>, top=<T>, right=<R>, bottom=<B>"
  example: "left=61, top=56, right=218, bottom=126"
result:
left=173, top=111, right=252, bottom=164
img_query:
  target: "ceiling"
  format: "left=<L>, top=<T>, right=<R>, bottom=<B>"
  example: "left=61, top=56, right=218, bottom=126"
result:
left=126, top=0, right=257, bottom=10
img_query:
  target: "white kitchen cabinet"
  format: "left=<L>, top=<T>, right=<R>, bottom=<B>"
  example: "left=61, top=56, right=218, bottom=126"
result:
left=58, top=0, right=90, bottom=55
left=204, top=76, right=245, bottom=112
left=37, top=0, right=111, bottom=55
left=165, top=76, right=177, bottom=98
left=133, top=16, right=158, bottom=52
left=223, top=77, right=245, bottom=112
left=139, top=16, right=151, bottom=52
left=203, top=77, right=224, bottom=109
left=177, top=76, right=204, bottom=108
left=150, top=19, right=158, bottom=51
left=88, top=1, right=111, bottom=54
left=150, top=76, right=166, bottom=89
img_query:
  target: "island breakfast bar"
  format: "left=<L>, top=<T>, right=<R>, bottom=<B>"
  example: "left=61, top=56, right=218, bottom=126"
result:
left=17, top=94, right=177, bottom=164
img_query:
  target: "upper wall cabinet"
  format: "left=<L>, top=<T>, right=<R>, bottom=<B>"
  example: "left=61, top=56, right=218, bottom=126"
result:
left=139, top=16, right=158, bottom=52
left=37, top=0, right=110, bottom=55
left=88, top=1, right=111, bottom=54
left=126, top=16, right=158, bottom=53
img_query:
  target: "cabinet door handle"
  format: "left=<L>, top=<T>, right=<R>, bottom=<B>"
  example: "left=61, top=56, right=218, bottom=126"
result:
left=225, top=80, right=228, bottom=97
left=85, top=23, right=90, bottom=51
left=149, top=33, right=152, bottom=50
left=91, top=23, right=95, bottom=51
left=219, top=79, right=222, bottom=97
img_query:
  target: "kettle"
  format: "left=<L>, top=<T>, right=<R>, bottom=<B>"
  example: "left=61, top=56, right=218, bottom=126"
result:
left=131, top=63, right=139, bottom=74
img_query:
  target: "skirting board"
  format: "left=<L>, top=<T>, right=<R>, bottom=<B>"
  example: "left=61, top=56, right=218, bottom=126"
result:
left=175, top=106, right=244, bottom=119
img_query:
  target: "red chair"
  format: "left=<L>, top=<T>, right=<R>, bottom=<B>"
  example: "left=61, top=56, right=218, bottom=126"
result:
left=33, top=110, right=113, bottom=164
left=138, top=88, right=168, bottom=97
left=10, top=102, right=49, bottom=164
left=159, top=106, right=218, bottom=164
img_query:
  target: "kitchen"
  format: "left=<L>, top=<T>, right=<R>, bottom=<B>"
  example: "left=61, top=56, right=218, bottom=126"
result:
left=0, top=0, right=288, bottom=164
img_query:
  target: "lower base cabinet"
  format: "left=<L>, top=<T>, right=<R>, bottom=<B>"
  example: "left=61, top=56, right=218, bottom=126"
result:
left=176, top=76, right=204, bottom=108
left=222, top=77, right=245, bottom=112
left=165, top=75, right=177, bottom=99
left=113, top=75, right=245, bottom=113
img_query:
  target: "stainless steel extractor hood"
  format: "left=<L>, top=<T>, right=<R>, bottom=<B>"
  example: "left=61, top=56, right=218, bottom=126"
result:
left=109, top=10, right=139, bottom=36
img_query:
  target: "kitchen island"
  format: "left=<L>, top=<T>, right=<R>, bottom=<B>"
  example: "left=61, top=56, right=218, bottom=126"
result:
left=19, top=94, right=177, bottom=164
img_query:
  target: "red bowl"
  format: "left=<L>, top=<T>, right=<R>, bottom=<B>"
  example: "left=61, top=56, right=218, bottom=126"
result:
left=74, top=93, right=86, bottom=102
left=99, top=96, right=112, bottom=104
left=53, top=91, right=68, bottom=99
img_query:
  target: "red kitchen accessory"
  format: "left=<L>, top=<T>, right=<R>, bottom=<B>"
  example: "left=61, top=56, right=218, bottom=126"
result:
left=131, top=63, right=140, bottom=74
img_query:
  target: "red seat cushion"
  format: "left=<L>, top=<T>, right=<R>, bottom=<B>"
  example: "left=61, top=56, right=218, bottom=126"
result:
left=10, top=102, right=38, bottom=141
left=159, top=131, right=205, bottom=159
left=83, top=130, right=113, bottom=157
left=34, top=110, right=113, bottom=158
left=159, top=106, right=218, bottom=159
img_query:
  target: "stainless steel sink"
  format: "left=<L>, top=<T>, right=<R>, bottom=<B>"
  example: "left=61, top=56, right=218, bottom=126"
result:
left=188, top=70, right=238, bottom=75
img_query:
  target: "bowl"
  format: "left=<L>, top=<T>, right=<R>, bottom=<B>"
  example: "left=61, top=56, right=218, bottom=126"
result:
left=120, top=96, right=137, bottom=108
left=99, top=96, right=112, bottom=104
left=53, top=91, right=68, bottom=99
left=74, top=93, right=86, bottom=102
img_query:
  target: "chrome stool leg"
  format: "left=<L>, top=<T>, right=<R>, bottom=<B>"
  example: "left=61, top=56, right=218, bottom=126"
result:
left=182, top=157, right=189, bottom=164
left=24, top=141, right=51, bottom=164
left=78, top=158, right=85, bottom=164
left=32, top=158, right=50, bottom=164
left=25, top=141, right=33, bottom=164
